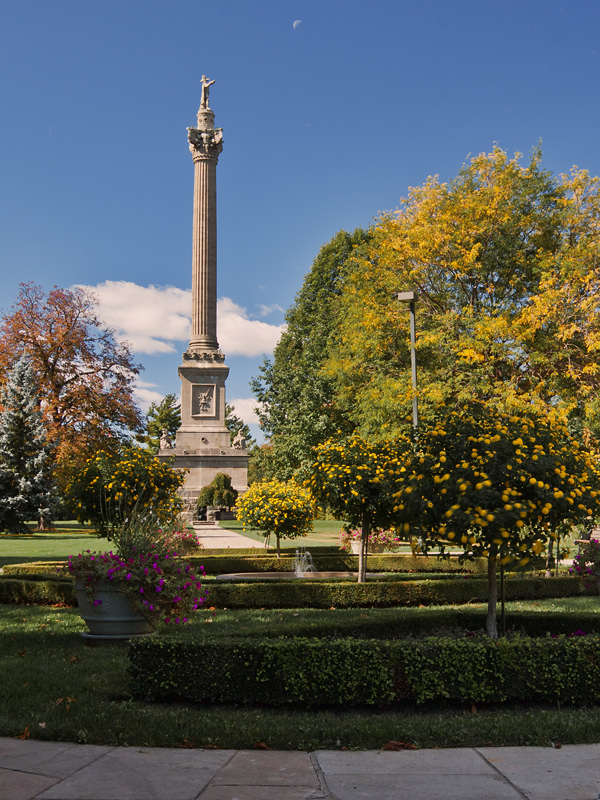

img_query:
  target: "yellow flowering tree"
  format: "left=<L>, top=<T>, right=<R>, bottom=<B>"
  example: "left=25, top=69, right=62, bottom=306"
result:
left=327, top=148, right=600, bottom=444
left=65, top=446, right=185, bottom=535
left=393, top=401, right=600, bottom=637
left=236, top=479, right=314, bottom=556
left=307, top=433, right=413, bottom=582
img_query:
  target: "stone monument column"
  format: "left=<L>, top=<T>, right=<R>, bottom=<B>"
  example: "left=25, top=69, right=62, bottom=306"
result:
left=188, top=104, right=222, bottom=351
left=158, top=79, right=248, bottom=509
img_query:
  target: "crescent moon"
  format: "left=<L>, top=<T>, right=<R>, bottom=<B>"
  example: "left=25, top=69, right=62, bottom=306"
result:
left=293, top=19, right=302, bottom=29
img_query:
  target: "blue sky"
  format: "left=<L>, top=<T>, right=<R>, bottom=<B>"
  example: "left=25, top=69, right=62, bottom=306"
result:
left=2, top=1, right=600, bottom=441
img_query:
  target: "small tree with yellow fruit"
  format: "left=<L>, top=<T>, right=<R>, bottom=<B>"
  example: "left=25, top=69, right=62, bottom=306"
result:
left=393, top=401, right=600, bottom=637
left=65, top=446, right=185, bottom=535
left=236, top=479, right=314, bottom=556
left=307, top=433, right=413, bottom=582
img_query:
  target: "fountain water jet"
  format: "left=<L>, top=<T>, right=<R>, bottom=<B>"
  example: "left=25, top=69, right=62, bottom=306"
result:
left=293, top=547, right=316, bottom=577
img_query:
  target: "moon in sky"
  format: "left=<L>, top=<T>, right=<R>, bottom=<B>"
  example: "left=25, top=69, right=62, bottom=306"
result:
left=293, top=19, right=302, bottom=29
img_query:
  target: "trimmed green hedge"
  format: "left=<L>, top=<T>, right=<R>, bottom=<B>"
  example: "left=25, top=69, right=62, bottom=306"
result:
left=0, top=575, right=76, bottom=605
left=189, top=554, right=488, bottom=575
left=204, top=575, right=588, bottom=609
left=0, top=573, right=590, bottom=609
left=3, top=561, right=65, bottom=576
left=129, top=634, right=600, bottom=707
left=198, top=545, right=342, bottom=556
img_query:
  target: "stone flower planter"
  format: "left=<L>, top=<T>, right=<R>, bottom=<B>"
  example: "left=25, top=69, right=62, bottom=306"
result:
left=350, top=541, right=387, bottom=555
left=75, top=577, right=156, bottom=641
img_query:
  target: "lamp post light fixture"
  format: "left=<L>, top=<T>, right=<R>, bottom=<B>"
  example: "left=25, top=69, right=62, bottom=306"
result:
left=396, top=291, right=419, bottom=431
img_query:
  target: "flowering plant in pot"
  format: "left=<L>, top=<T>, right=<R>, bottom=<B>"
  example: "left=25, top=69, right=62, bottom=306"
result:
left=570, top=538, right=600, bottom=591
left=340, top=528, right=402, bottom=553
left=65, top=513, right=208, bottom=637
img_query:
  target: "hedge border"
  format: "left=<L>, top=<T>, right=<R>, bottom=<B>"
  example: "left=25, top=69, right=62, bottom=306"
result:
left=188, top=554, right=489, bottom=575
left=0, top=573, right=591, bottom=609
left=130, top=634, right=600, bottom=707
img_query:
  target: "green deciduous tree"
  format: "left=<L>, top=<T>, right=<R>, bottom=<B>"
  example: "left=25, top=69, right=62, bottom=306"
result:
left=251, top=229, right=371, bottom=478
left=0, top=357, right=55, bottom=532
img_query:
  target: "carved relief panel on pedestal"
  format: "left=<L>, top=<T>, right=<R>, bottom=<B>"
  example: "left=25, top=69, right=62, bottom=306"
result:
left=191, top=384, right=216, bottom=418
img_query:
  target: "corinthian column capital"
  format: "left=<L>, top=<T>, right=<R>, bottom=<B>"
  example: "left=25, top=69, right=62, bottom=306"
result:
left=188, top=127, right=223, bottom=162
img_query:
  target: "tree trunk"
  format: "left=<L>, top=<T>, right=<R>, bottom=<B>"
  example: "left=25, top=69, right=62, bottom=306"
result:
left=486, top=555, right=498, bottom=639
left=37, top=516, right=53, bottom=531
left=545, top=535, right=553, bottom=578
left=358, top=514, right=370, bottom=583
left=276, top=534, right=281, bottom=558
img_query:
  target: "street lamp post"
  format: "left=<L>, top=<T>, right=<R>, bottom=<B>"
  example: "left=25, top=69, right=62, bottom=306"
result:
left=396, top=291, right=419, bottom=431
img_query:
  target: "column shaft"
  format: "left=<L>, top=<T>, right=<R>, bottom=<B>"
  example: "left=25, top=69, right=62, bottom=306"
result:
left=190, top=157, right=218, bottom=348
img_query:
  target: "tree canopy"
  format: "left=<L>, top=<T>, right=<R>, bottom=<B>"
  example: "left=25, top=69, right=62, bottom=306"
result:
left=0, top=357, right=55, bottom=532
left=0, top=283, right=143, bottom=468
left=251, top=228, right=371, bottom=478
left=138, top=393, right=181, bottom=454
left=389, top=401, right=600, bottom=636
left=327, top=147, right=600, bottom=442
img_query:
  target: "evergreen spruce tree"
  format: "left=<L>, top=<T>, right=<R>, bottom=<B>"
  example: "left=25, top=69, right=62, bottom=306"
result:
left=137, top=393, right=181, bottom=454
left=0, top=357, right=55, bottom=532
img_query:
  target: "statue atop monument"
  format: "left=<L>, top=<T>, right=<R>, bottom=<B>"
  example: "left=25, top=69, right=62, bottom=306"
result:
left=200, top=75, right=215, bottom=109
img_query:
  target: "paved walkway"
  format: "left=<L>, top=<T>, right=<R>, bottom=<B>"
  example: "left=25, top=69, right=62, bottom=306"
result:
left=193, top=523, right=263, bottom=550
left=1, top=738, right=600, bottom=799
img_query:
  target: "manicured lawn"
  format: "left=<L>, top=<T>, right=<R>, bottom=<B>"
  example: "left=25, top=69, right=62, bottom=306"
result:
left=220, top=519, right=416, bottom=551
left=2, top=599, right=600, bottom=749
left=0, top=523, right=112, bottom=569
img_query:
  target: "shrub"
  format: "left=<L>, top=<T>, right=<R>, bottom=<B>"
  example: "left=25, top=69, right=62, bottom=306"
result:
left=0, top=575, right=76, bottom=605
left=130, top=634, right=600, bottom=707
left=197, top=473, right=238, bottom=511
left=64, top=447, right=186, bottom=535
left=236, top=480, right=314, bottom=555
left=204, top=575, right=587, bottom=609
left=186, top=553, right=488, bottom=575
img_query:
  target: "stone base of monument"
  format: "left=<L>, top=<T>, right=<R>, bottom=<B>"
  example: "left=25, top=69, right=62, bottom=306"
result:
left=158, top=446, right=249, bottom=511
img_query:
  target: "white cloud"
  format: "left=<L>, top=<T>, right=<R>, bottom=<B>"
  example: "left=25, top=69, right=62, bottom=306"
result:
left=256, top=303, right=284, bottom=318
left=133, top=380, right=166, bottom=414
left=228, top=397, right=262, bottom=426
left=217, top=297, right=285, bottom=356
left=77, top=280, right=284, bottom=357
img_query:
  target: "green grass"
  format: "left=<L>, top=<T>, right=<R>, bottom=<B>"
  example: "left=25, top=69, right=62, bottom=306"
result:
left=3, top=599, right=600, bottom=749
left=0, top=523, right=112, bottom=569
left=220, top=519, right=418, bottom=551
left=220, top=518, right=347, bottom=548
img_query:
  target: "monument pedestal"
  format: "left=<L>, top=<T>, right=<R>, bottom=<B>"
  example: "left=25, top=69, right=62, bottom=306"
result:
left=158, top=348, right=249, bottom=511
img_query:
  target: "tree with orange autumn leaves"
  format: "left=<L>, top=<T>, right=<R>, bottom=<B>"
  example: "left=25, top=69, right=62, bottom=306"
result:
left=0, top=284, right=143, bottom=485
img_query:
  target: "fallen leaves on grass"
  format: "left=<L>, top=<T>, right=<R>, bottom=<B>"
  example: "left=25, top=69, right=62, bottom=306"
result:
left=16, top=726, right=30, bottom=740
left=56, top=697, right=77, bottom=711
left=254, top=742, right=272, bottom=750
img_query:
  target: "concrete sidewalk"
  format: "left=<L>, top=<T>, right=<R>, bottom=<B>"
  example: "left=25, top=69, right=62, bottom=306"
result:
left=192, top=523, right=264, bottom=550
left=2, top=738, right=600, bottom=800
